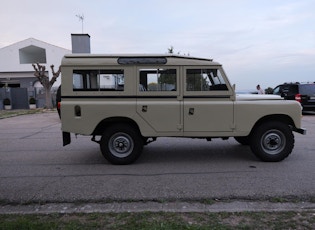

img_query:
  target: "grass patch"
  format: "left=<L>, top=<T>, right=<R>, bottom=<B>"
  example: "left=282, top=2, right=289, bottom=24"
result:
left=0, top=211, right=314, bottom=230
left=0, top=109, right=53, bottom=119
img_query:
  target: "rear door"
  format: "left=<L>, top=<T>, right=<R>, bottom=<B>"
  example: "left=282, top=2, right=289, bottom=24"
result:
left=136, top=66, right=182, bottom=133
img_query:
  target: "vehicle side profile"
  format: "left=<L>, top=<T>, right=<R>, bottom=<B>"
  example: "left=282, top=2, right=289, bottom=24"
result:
left=273, top=82, right=315, bottom=112
left=60, top=54, right=306, bottom=164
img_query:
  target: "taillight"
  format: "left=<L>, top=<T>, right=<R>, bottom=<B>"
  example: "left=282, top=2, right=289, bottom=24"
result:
left=295, top=94, right=302, bottom=103
left=58, top=101, right=61, bottom=109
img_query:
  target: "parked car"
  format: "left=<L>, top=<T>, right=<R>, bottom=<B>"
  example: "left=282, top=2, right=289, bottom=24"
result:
left=60, top=54, right=305, bottom=164
left=273, top=82, right=315, bottom=112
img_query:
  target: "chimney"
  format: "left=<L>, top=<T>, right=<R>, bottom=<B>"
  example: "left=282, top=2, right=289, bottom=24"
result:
left=71, top=34, right=91, bottom=53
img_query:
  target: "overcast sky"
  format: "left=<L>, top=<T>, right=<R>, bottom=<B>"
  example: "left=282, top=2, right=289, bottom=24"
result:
left=1, top=0, right=314, bottom=90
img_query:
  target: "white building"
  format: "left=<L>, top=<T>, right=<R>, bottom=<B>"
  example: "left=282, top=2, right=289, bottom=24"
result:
left=0, top=38, right=71, bottom=109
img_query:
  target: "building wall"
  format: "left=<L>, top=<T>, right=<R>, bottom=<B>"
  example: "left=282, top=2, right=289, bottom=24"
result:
left=0, top=38, right=71, bottom=109
left=0, top=38, right=70, bottom=74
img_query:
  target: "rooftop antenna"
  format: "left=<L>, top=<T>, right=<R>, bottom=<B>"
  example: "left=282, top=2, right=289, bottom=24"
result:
left=76, top=14, right=84, bottom=33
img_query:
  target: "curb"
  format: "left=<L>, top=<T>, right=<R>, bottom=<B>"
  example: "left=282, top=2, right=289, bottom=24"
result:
left=1, top=201, right=315, bottom=214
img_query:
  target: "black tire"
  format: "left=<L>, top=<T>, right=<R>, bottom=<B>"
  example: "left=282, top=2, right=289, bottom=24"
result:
left=234, top=136, right=250, bottom=145
left=250, top=121, right=294, bottom=162
left=100, top=124, right=143, bottom=165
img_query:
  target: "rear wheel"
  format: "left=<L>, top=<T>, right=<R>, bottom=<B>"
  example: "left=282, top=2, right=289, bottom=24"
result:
left=250, top=121, right=294, bottom=162
left=100, top=124, right=143, bottom=165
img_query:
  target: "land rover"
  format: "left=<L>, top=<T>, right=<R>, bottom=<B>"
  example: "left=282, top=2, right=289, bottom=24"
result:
left=60, top=54, right=306, bottom=164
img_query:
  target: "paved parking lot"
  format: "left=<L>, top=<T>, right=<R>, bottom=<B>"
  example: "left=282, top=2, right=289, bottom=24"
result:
left=0, top=111, right=314, bottom=205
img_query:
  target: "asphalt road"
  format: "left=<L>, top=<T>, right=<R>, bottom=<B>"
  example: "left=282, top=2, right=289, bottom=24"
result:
left=0, top=111, right=314, bottom=204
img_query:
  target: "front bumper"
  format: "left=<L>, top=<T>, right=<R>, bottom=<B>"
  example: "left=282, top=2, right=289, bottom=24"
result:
left=292, top=127, right=306, bottom=135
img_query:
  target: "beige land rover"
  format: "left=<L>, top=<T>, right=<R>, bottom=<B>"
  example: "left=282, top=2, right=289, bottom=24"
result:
left=60, top=54, right=306, bottom=164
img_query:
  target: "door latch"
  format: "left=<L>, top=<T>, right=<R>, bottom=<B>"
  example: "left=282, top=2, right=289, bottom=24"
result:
left=142, top=105, right=148, bottom=112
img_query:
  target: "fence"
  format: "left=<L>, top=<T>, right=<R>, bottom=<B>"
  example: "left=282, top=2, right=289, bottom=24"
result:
left=0, top=87, right=58, bottom=110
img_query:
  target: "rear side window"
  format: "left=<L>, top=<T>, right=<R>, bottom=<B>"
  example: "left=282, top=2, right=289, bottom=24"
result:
left=276, top=85, right=298, bottom=95
left=73, top=69, right=124, bottom=91
left=139, top=68, right=176, bottom=91
left=299, top=84, right=315, bottom=95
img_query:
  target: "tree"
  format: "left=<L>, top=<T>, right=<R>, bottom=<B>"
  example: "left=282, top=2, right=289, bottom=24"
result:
left=32, top=63, right=61, bottom=109
left=265, top=87, right=274, bottom=94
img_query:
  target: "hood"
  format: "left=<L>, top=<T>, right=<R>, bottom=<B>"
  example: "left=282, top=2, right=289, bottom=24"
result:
left=236, top=94, right=282, bottom=101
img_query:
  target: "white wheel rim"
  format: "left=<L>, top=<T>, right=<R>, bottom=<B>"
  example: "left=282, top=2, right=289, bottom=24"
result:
left=260, top=129, right=286, bottom=155
left=109, top=132, right=134, bottom=158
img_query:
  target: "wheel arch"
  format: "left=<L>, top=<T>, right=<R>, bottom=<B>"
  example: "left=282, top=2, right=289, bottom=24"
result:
left=250, top=114, right=295, bottom=135
left=92, top=117, right=141, bottom=136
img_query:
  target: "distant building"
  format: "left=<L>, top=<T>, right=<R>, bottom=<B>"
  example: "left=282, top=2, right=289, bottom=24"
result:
left=0, top=38, right=71, bottom=109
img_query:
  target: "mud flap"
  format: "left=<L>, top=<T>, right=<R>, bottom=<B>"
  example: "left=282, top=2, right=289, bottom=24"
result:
left=63, top=132, right=71, bottom=146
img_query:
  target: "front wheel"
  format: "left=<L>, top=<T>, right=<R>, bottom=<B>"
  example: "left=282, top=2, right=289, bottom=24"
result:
left=250, top=121, right=294, bottom=162
left=100, top=124, right=143, bottom=165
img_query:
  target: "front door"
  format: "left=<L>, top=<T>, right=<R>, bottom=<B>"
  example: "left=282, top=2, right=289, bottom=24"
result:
left=183, top=67, right=234, bottom=133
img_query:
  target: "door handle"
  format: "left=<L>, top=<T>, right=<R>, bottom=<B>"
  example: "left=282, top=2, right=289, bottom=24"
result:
left=189, top=108, right=194, bottom=115
left=142, top=105, right=148, bottom=112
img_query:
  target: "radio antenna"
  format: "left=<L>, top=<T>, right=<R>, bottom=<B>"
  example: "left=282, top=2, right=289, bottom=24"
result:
left=76, top=14, right=84, bottom=33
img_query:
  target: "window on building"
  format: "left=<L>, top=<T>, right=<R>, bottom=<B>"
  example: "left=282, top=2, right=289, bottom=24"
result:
left=19, top=45, right=47, bottom=64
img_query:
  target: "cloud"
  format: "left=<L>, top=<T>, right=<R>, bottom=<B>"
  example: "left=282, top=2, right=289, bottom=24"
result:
left=1, top=0, right=314, bottom=89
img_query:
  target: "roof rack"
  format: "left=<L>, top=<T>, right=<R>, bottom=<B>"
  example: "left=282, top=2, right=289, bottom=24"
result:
left=283, top=82, right=300, bottom=84
left=64, top=53, right=213, bottom=62
left=283, top=81, right=315, bottom=85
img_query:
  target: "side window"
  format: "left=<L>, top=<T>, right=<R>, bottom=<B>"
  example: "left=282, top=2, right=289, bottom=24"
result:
left=73, top=70, right=98, bottom=90
left=281, top=85, right=298, bottom=95
left=99, top=70, right=124, bottom=90
left=73, top=69, right=124, bottom=91
left=300, top=85, right=315, bottom=95
left=139, top=69, right=176, bottom=91
left=186, top=69, right=227, bottom=91
left=273, top=86, right=280, bottom=95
